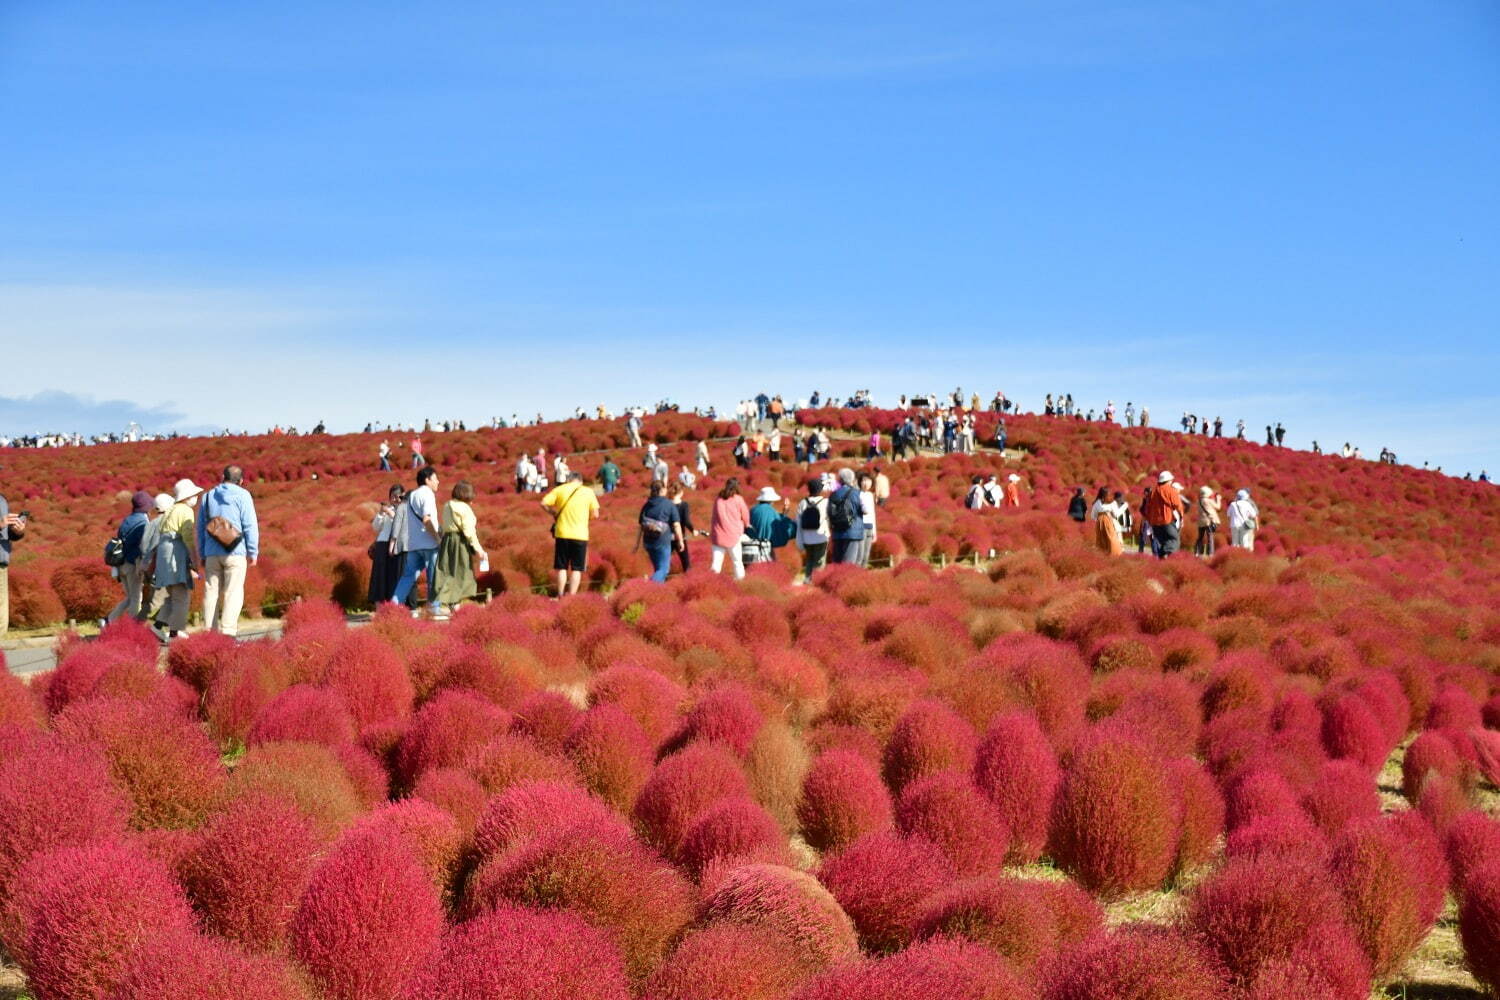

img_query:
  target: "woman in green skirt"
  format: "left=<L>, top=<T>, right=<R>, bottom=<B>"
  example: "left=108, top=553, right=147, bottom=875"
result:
left=436, top=480, right=486, bottom=612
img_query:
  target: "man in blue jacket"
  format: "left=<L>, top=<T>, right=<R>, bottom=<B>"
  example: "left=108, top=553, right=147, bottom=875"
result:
left=828, top=468, right=866, bottom=565
left=197, top=465, right=260, bottom=636
left=106, top=491, right=153, bottom=623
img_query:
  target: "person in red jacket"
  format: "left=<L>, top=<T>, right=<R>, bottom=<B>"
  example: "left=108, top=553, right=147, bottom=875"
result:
left=1143, top=470, right=1184, bottom=558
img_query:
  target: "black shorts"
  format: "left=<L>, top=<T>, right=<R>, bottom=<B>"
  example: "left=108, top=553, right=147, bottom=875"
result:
left=553, top=538, right=588, bottom=572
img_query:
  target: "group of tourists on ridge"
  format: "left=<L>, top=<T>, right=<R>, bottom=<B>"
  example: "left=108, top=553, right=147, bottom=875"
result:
left=1066, top=472, right=1260, bottom=559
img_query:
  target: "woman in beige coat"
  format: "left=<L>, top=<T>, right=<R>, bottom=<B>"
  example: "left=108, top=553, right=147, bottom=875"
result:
left=1195, top=485, right=1222, bottom=557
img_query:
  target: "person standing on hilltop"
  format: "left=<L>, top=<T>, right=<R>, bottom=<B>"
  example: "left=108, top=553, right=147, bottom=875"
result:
left=696, top=439, right=711, bottom=477
left=1236, top=419, right=1246, bottom=440
left=197, top=466, right=259, bottom=637
left=1275, top=422, right=1286, bottom=447
left=626, top=411, right=643, bottom=449
left=1213, top=417, right=1223, bottom=438
left=1139, top=406, right=1150, bottom=428
left=1143, top=471, right=1184, bottom=558
left=1265, top=426, right=1275, bottom=446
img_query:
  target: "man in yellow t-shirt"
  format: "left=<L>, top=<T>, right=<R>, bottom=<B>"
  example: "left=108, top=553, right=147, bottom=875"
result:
left=540, top=472, right=600, bottom=596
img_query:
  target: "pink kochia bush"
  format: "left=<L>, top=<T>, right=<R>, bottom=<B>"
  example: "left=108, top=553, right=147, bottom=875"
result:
left=108, top=928, right=312, bottom=1000
left=679, top=797, right=791, bottom=876
left=1460, top=861, right=1500, bottom=994
left=818, top=831, right=954, bottom=953
left=1329, top=815, right=1448, bottom=981
left=972, top=711, right=1060, bottom=864
left=10, top=838, right=197, bottom=1000
left=697, top=863, right=860, bottom=975
left=644, top=923, right=809, bottom=1000
left=1042, top=926, right=1230, bottom=1000
left=879, top=699, right=978, bottom=792
left=634, top=742, right=752, bottom=858
left=394, top=688, right=513, bottom=788
left=895, top=772, right=1010, bottom=876
left=246, top=684, right=358, bottom=748
left=1048, top=724, right=1180, bottom=896
left=797, top=749, right=893, bottom=853
left=913, top=876, right=1059, bottom=975
left=289, top=827, right=444, bottom=1000
left=178, top=791, right=321, bottom=953
left=400, top=903, right=629, bottom=1000
left=791, top=936, right=1033, bottom=1000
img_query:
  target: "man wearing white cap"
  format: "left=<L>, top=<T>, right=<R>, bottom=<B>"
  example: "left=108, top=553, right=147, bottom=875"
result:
left=1143, top=470, right=1184, bottom=558
left=151, top=479, right=202, bottom=642
left=1003, top=473, right=1024, bottom=508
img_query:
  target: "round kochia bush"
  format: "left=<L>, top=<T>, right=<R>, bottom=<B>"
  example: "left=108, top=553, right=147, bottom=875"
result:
left=680, top=797, right=791, bottom=876
left=697, top=863, right=860, bottom=974
left=1330, top=815, right=1448, bottom=982
left=108, top=928, right=313, bottom=1000
left=791, top=936, right=1033, bottom=1000
left=1042, top=925, right=1230, bottom=1000
left=880, top=698, right=978, bottom=793
left=246, top=684, right=358, bottom=748
left=566, top=703, right=657, bottom=813
left=644, top=923, right=809, bottom=1000
left=400, top=902, right=629, bottom=1000
left=1048, top=724, right=1180, bottom=897
left=10, top=838, right=197, bottom=1000
left=913, top=875, right=1059, bottom=975
left=895, top=772, right=1010, bottom=877
left=818, top=831, right=954, bottom=953
left=178, top=790, right=321, bottom=953
left=797, top=748, right=893, bottom=853
left=1460, top=861, right=1500, bottom=994
left=289, top=826, right=444, bottom=1000
left=634, top=742, right=752, bottom=857
left=972, top=711, right=1060, bottom=864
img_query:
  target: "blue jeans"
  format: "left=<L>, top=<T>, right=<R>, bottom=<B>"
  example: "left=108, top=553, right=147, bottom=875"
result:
left=392, top=547, right=439, bottom=608
left=646, top=542, right=672, bottom=582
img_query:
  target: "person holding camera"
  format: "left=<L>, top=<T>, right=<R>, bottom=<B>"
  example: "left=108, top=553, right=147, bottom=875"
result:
left=0, top=482, right=28, bottom=637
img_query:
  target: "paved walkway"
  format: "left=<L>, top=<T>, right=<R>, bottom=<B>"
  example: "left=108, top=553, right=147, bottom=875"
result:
left=2, top=619, right=290, bottom=678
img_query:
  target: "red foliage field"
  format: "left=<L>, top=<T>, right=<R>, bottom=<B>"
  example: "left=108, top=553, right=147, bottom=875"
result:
left=1, top=406, right=1498, bottom=997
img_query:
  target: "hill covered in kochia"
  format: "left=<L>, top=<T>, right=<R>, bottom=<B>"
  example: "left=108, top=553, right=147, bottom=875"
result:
left=1, top=405, right=1496, bottom=628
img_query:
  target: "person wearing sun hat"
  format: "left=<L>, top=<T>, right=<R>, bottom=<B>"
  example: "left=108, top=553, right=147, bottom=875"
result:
left=151, top=478, right=202, bottom=642
left=1143, top=470, right=1184, bottom=558
left=1002, top=473, right=1024, bottom=508
left=745, top=485, right=796, bottom=566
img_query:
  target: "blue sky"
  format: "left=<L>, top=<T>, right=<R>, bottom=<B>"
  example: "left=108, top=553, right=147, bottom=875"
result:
left=2, top=1, right=1497, bottom=473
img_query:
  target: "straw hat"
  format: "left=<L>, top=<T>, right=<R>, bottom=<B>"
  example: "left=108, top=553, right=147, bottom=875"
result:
left=172, top=478, right=202, bottom=502
left=1157, top=470, right=1173, bottom=484
left=756, top=486, right=782, bottom=503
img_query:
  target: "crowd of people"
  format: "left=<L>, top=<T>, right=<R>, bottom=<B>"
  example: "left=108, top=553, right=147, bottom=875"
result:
left=1059, top=472, right=1261, bottom=560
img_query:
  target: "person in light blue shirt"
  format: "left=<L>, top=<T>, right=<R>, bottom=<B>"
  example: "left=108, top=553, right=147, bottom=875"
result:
left=197, top=465, right=260, bottom=636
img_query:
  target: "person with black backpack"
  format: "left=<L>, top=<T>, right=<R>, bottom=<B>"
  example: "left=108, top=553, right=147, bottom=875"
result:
left=795, top=478, right=830, bottom=583
left=827, top=468, right=866, bottom=565
left=633, top=481, right=683, bottom=583
left=105, top=491, right=153, bottom=624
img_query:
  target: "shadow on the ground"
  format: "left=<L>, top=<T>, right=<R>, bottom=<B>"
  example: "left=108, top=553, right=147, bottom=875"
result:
left=1386, top=984, right=1486, bottom=999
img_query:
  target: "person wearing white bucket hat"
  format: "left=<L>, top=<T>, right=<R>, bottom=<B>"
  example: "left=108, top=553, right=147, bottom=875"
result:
left=151, top=479, right=202, bottom=641
left=135, top=493, right=174, bottom=623
left=744, top=485, right=796, bottom=566
left=1143, top=470, right=1184, bottom=558
left=1003, top=473, right=1024, bottom=508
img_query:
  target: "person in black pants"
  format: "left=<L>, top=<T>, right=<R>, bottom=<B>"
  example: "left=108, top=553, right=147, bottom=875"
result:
left=669, top=481, right=705, bottom=573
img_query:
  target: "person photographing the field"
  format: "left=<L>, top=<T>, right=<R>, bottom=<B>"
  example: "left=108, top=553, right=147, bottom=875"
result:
left=0, top=478, right=28, bottom=637
left=541, top=472, right=599, bottom=597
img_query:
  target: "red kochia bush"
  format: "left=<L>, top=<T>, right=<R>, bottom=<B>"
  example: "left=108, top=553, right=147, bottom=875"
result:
left=1330, top=815, right=1448, bottom=981
left=1245, top=923, right=1372, bottom=1000
left=590, top=662, right=687, bottom=747
left=680, top=797, right=791, bottom=876
left=11, top=838, right=197, bottom=1000
left=1300, top=758, right=1380, bottom=837
left=1321, top=694, right=1390, bottom=773
left=1042, top=926, right=1230, bottom=1000
left=1185, top=855, right=1350, bottom=987
left=797, top=749, right=893, bottom=853
left=644, top=923, right=809, bottom=1000
left=289, top=827, right=444, bottom=1000
left=400, top=903, right=629, bottom=1000
left=0, top=734, right=130, bottom=896
left=471, top=780, right=630, bottom=861
left=465, top=823, right=694, bottom=980
left=973, top=712, right=1060, bottom=864
left=914, top=876, right=1058, bottom=974
left=1049, top=725, right=1180, bottom=897
left=697, top=863, right=860, bottom=974
left=1460, top=861, right=1500, bottom=993
left=43, top=642, right=163, bottom=716
left=321, top=630, right=415, bottom=750
left=791, top=936, right=1032, bottom=1000
left=246, top=684, right=358, bottom=748
left=0, top=671, right=44, bottom=729
left=108, top=928, right=312, bottom=1000
left=349, top=798, right=463, bottom=897
left=1447, top=811, right=1500, bottom=886
left=667, top=683, right=766, bottom=758
left=410, top=766, right=488, bottom=836
left=818, top=831, right=955, bottom=953
left=880, top=699, right=979, bottom=793
left=896, top=772, right=1010, bottom=876
left=54, top=696, right=226, bottom=830
left=178, top=791, right=320, bottom=953
left=227, top=741, right=364, bottom=842
left=1169, top=757, right=1225, bottom=874
left=393, top=687, right=511, bottom=788
left=165, top=629, right=238, bottom=692
left=1402, top=729, right=1469, bottom=801
left=510, top=689, right=585, bottom=752
left=566, top=703, right=657, bottom=812
left=634, top=742, right=752, bottom=857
